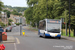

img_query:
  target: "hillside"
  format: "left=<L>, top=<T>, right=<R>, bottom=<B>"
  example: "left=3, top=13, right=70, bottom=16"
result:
left=4, top=5, right=28, bottom=12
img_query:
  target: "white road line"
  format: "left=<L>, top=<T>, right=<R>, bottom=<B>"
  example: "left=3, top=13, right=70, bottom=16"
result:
left=14, top=43, right=17, bottom=50
left=16, top=38, right=20, bottom=44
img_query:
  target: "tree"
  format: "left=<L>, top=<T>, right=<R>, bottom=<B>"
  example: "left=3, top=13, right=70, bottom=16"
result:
left=3, top=10, right=11, bottom=18
left=8, top=19, right=13, bottom=25
left=25, top=0, right=75, bottom=34
left=0, top=22, right=5, bottom=28
left=0, top=1, right=4, bottom=14
left=27, top=0, right=38, bottom=6
left=11, top=10, right=22, bottom=16
left=8, top=19, right=13, bottom=22
left=24, top=7, right=33, bottom=23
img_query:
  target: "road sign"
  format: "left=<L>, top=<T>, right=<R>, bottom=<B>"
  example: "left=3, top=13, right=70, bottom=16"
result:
left=22, top=30, right=25, bottom=36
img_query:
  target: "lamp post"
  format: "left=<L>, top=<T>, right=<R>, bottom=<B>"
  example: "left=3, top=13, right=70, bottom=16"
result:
left=69, top=0, right=70, bottom=37
left=4, top=12, right=6, bottom=27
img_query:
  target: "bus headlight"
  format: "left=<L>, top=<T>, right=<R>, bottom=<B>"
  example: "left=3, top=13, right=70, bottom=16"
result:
left=58, top=33, right=61, bottom=35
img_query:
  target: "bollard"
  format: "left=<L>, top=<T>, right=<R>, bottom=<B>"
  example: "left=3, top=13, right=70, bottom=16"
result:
left=22, top=30, right=25, bottom=36
left=0, top=32, right=2, bottom=41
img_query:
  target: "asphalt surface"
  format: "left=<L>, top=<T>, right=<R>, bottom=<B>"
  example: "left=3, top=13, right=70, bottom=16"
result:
left=3, top=26, right=75, bottom=50
left=7, top=26, right=20, bottom=36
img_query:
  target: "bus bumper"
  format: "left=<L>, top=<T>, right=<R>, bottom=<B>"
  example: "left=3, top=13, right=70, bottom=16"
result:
left=45, top=33, right=61, bottom=37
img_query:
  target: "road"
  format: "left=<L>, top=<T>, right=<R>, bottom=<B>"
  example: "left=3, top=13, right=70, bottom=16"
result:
left=4, top=26, right=75, bottom=50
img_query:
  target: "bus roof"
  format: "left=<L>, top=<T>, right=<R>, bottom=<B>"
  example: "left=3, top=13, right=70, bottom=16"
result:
left=44, top=19, right=61, bottom=21
left=39, top=19, right=61, bottom=24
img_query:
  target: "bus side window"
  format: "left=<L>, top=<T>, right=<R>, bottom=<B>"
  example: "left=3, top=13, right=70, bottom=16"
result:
left=39, top=21, right=46, bottom=30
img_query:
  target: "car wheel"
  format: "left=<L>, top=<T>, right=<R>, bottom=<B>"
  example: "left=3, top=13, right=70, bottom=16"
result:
left=6, top=30, right=7, bottom=32
left=10, top=30, right=11, bottom=32
left=39, top=35, right=42, bottom=37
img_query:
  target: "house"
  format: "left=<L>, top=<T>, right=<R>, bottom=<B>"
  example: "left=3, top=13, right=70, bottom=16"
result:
left=9, top=14, right=26, bottom=25
left=22, top=17, right=26, bottom=25
left=0, top=12, right=8, bottom=25
left=9, top=14, right=17, bottom=23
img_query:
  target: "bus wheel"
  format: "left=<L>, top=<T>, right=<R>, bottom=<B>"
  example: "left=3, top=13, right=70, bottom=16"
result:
left=43, top=33, right=46, bottom=38
left=39, top=35, right=42, bottom=37
left=58, top=37, right=61, bottom=39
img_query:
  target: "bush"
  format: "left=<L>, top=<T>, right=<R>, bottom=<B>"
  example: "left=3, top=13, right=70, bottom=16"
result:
left=0, top=22, right=5, bottom=28
left=15, top=23, right=20, bottom=25
left=8, top=22, right=11, bottom=25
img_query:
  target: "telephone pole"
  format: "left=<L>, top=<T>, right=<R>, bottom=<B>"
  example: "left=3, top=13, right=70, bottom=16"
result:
left=69, top=0, right=70, bottom=37
left=46, top=0, right=48, bottom=18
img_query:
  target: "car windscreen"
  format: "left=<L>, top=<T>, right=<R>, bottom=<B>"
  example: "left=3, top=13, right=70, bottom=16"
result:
left=0, top=28, right=4, bottom=32
left=6, top=27, right=10, bottom=30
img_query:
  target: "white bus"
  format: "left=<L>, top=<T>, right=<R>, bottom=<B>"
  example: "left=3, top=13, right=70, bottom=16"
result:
left=38, top=19, right=62, bottom=39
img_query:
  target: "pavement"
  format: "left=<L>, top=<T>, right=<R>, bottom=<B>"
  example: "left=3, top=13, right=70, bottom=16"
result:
left=0, top=36, right=15, bottom=44
left=24, top=26, right=75, bottom=42
left=61, top=36, right=75, bottom=42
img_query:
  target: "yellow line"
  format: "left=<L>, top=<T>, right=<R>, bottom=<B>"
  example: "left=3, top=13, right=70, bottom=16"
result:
left=16, top=38, right=20, bottom=44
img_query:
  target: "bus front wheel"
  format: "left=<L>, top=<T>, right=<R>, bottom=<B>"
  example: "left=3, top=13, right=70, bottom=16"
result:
left=58, top=37, right=61, bottom=39
left=43, top=33, right=46, bottom=38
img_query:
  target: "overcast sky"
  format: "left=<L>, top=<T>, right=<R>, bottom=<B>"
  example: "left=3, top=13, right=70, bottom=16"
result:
left=1, top=0, right=28, bottom=7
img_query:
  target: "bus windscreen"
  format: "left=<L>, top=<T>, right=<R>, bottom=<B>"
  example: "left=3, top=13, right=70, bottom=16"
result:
left=47, top=23, right=60, bottom=33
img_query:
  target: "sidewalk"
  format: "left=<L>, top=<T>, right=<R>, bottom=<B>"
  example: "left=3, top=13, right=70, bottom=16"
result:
left=24, top=26, right=75, bottom=42
left=0, top=36, right=15, bottom=44
left=61, top=36, right=75, bottom=41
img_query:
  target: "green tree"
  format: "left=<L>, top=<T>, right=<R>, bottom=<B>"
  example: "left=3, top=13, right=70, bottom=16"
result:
left=24, top=0, right=38, bottom=26
left=24, top=7, right=33, bottom=24
left=8, top=19, right=13, bottom=22
left=11, top=10, right=22, bottom=16
left=61, top=0, right=75, bottom=36
left=27, top=0, right=38, bottom=6
left=0, top=22, right=5, bottom=28
left=8, top=19, right=13, bottom=25
left=3, top=10, right=11, bottom=18
left=25, top=0, right=75, bottom=36
left=0, top=1, right=4, bottom=14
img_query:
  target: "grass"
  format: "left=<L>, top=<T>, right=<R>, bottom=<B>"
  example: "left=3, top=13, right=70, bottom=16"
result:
left=61, top=29, right=75, bottom=37
left=29, top=26, right=38, bottom=31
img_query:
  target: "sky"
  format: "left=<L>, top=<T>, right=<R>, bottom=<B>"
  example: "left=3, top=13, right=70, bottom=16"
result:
left=1, top=0, right=28, bottom=7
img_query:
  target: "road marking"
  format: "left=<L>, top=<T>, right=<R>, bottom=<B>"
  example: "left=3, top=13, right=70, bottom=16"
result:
left=14, top=43, right=17, bottom=50
left=16, top=38, right=20, bottom=44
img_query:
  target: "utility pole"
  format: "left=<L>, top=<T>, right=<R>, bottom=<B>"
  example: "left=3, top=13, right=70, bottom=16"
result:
left=46, top=0, right=48, bottom=18
left=69, top=0, right=70, bottom=37
left=20, top=25, right=22, bottom=35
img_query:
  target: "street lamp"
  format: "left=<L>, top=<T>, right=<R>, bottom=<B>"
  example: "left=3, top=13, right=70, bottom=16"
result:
left=69, top=0, right=70, bottom=37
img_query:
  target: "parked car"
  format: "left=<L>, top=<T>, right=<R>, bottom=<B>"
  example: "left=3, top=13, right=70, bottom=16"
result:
left=0, top=26, right=4, bottom=29
left=9, top=26, right=12, bottom=30
left=5, top=27, right=12, bottom=32
left=0, top=28, right=4, bottom=32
